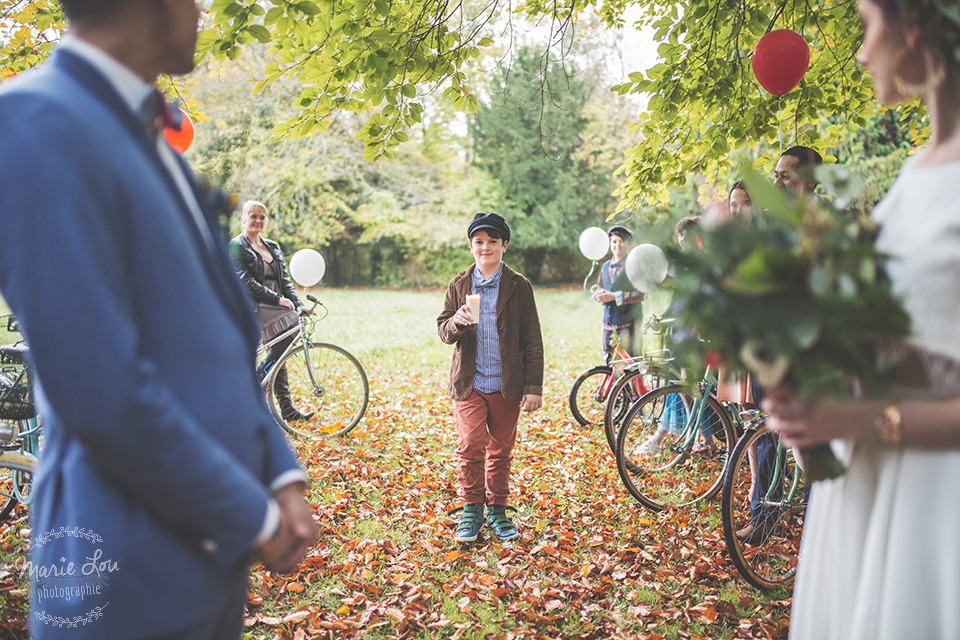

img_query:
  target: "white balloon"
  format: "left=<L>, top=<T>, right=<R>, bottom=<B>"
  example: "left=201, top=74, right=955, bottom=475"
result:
left=578, top=227, right=609, bottom=261
left=625, top=244, right=669, bottom=293
left=289, top=249, right=326, bottom=287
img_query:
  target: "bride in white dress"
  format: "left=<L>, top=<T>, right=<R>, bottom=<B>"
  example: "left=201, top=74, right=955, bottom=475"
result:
left=765, top=0, right=960, bottom=638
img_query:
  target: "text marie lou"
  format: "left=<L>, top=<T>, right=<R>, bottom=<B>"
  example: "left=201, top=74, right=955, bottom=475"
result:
left=28, top=549, right=119, bottom=582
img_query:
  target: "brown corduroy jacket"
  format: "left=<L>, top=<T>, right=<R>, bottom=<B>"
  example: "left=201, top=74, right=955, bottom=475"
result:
left=437, top=263, right=544, bottom=403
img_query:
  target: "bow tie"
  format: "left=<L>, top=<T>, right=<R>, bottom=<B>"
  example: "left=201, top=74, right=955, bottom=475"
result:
left=475, top=275, right=499, bottom=289
left=139, top=89, right=183, bottom=140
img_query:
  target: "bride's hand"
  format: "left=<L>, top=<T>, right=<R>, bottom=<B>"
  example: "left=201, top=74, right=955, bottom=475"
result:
left=763, top=388, right=878, bottom=448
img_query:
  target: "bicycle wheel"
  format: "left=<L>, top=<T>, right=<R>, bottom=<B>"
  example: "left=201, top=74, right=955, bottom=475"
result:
left=615, top=384, right=734, bottom=510
left=603, top=368, right=649, bottom=455
left=721, top=426, right=806, bottom=590
left=0, top=453, right=35, bottom=521
left=268, top=342, right=369, bottom=438
left=568, top=365, right=612, bottom=427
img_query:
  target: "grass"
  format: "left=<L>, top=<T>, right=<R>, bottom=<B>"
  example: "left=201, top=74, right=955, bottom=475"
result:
left=0, top=285, right=792, bottom=640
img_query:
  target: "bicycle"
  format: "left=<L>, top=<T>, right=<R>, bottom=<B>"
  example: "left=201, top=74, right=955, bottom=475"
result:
left=568, top=339, right=653, bottom=429
left=257, top=294, right=369, bottom=438
left=0, top=314, right=40, bottom=520
left=613, top=366, right=736, bottom=510
left=721, top=412, right=806, bottom=590
left=601, top=315, right=676, bottom=454
left=568, top=314, right=672, bottom=448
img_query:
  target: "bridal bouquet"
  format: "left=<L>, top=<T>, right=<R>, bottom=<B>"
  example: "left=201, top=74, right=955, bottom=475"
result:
left=666, top=167, right=911, bottom=481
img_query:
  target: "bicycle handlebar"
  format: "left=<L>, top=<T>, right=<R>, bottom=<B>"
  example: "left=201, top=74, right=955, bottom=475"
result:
left=299, top=294, right=329, bottom=322
left=300, top=294, right=320, bottom=316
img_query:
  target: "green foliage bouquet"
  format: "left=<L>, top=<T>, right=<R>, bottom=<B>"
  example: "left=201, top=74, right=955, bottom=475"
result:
left=665, top=167, right=911, bottom=481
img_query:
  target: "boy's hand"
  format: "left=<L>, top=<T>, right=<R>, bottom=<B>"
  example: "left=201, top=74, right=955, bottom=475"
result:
left=521, top=394, right=542, bottom=412
left=594, top=287, right=615, bottom=303
left=452, top=303, right=475, bottom=326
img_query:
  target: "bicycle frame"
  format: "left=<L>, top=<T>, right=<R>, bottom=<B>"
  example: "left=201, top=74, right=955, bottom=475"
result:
left=606, top=345, right=652, bottom=398
left=760, top=438, right=803, bottom=510
left=256, top=296, right=322, bottom=391
left=9, top=431, right=35, bottom=503
left=734, top=413, right=803, bottom=510
left=668, top=371, right=719, bottom=455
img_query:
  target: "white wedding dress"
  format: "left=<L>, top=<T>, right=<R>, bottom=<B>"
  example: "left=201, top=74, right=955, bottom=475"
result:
left=789, top=155, right=960, bottom=640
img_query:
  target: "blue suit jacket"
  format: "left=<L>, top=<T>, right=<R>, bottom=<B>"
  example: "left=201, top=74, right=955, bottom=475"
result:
left=0, top=50, right=304, bottom=638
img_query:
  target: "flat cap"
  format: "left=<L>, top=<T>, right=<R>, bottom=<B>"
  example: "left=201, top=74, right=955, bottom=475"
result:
left=608, top=225, right=633, bottom=239
left=467, top=212, right=511, bottom=243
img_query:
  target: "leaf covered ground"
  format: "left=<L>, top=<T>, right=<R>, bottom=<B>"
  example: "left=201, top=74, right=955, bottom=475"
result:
left=0, top=288, right=792, bottom=639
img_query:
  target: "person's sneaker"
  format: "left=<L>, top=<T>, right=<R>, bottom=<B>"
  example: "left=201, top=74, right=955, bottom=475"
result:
left=485, top=504, right=519, bottom=541
left=636, top=437, right=662, bottom=455
left=454, top=503, right=484, bottom=543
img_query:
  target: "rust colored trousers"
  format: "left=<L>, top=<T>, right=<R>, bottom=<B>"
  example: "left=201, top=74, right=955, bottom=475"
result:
left=454, top=389, right=522, bottom=506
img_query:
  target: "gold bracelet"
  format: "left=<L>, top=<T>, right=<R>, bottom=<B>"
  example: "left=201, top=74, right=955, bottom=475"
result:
left=874, top=404, right=902, bottom=447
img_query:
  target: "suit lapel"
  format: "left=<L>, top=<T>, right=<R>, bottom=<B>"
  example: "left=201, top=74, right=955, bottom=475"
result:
left=497, top=265, right=517, bottom=319
left=54, top=50, right=258, bottom=345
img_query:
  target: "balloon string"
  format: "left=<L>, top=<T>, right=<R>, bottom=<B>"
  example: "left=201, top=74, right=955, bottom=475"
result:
left=778, top=95, right=783, bottom=155
left=583, top=260, right=598, bottom=292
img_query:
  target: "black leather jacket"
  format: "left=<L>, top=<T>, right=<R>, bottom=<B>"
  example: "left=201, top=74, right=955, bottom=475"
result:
left=229, top=234, right=301, bottom=308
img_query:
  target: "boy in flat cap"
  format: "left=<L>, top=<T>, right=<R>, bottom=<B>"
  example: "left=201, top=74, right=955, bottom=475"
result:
left=437, top=212, right=544, bottom=543
left=593, top=225, right=644, bottom=361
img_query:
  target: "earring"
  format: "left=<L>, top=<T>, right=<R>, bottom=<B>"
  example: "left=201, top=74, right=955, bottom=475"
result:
left=894, top=48, right=947, bottom=96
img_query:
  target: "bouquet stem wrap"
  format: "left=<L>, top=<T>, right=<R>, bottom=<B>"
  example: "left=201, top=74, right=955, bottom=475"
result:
left=796, top=443, right=846, bottom=483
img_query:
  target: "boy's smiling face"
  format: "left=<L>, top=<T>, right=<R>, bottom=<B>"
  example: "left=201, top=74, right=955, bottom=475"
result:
left=470, top=230, right=507, bottom=276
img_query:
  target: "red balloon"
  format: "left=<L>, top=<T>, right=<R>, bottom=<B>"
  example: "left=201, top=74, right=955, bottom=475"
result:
left=752, top=29, right=810, bottom=96
left=163, top=109, right=195, bottom=154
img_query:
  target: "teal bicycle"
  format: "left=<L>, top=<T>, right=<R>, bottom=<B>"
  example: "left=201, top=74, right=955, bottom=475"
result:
left=721, top=412, right=806, bottom=590
left=0, top=315, right=40, bottom=520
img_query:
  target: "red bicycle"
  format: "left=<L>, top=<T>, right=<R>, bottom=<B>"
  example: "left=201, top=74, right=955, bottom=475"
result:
left=568, top=315, right=673, bottom=453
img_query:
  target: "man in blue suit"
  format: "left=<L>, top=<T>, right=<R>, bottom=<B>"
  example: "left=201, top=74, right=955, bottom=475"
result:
left=0, top=0, right=315, bottom=638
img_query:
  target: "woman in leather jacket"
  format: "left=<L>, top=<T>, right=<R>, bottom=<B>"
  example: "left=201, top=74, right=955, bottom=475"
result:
left=230, top=201, right=312, bottom=422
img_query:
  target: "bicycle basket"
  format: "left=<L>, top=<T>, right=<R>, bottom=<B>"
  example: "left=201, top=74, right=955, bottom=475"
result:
left=0, top=315, right=35, bottom=419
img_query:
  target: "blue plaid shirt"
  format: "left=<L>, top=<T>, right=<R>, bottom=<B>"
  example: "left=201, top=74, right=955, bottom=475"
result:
left=472, top=264, right=502, bottom=393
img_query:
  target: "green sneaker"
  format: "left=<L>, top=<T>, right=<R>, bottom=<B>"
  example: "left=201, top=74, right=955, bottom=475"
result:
left=485, top=504, right=519, bottom=541
left=453, top=503, right=484, bottom=543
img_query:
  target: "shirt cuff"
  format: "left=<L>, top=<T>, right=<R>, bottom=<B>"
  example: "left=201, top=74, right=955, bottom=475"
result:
left=270, top=469, right=310, bottom=493
left=254, top=470, right=310, bottom=547
left=254, top=498, right=281, bottom=546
